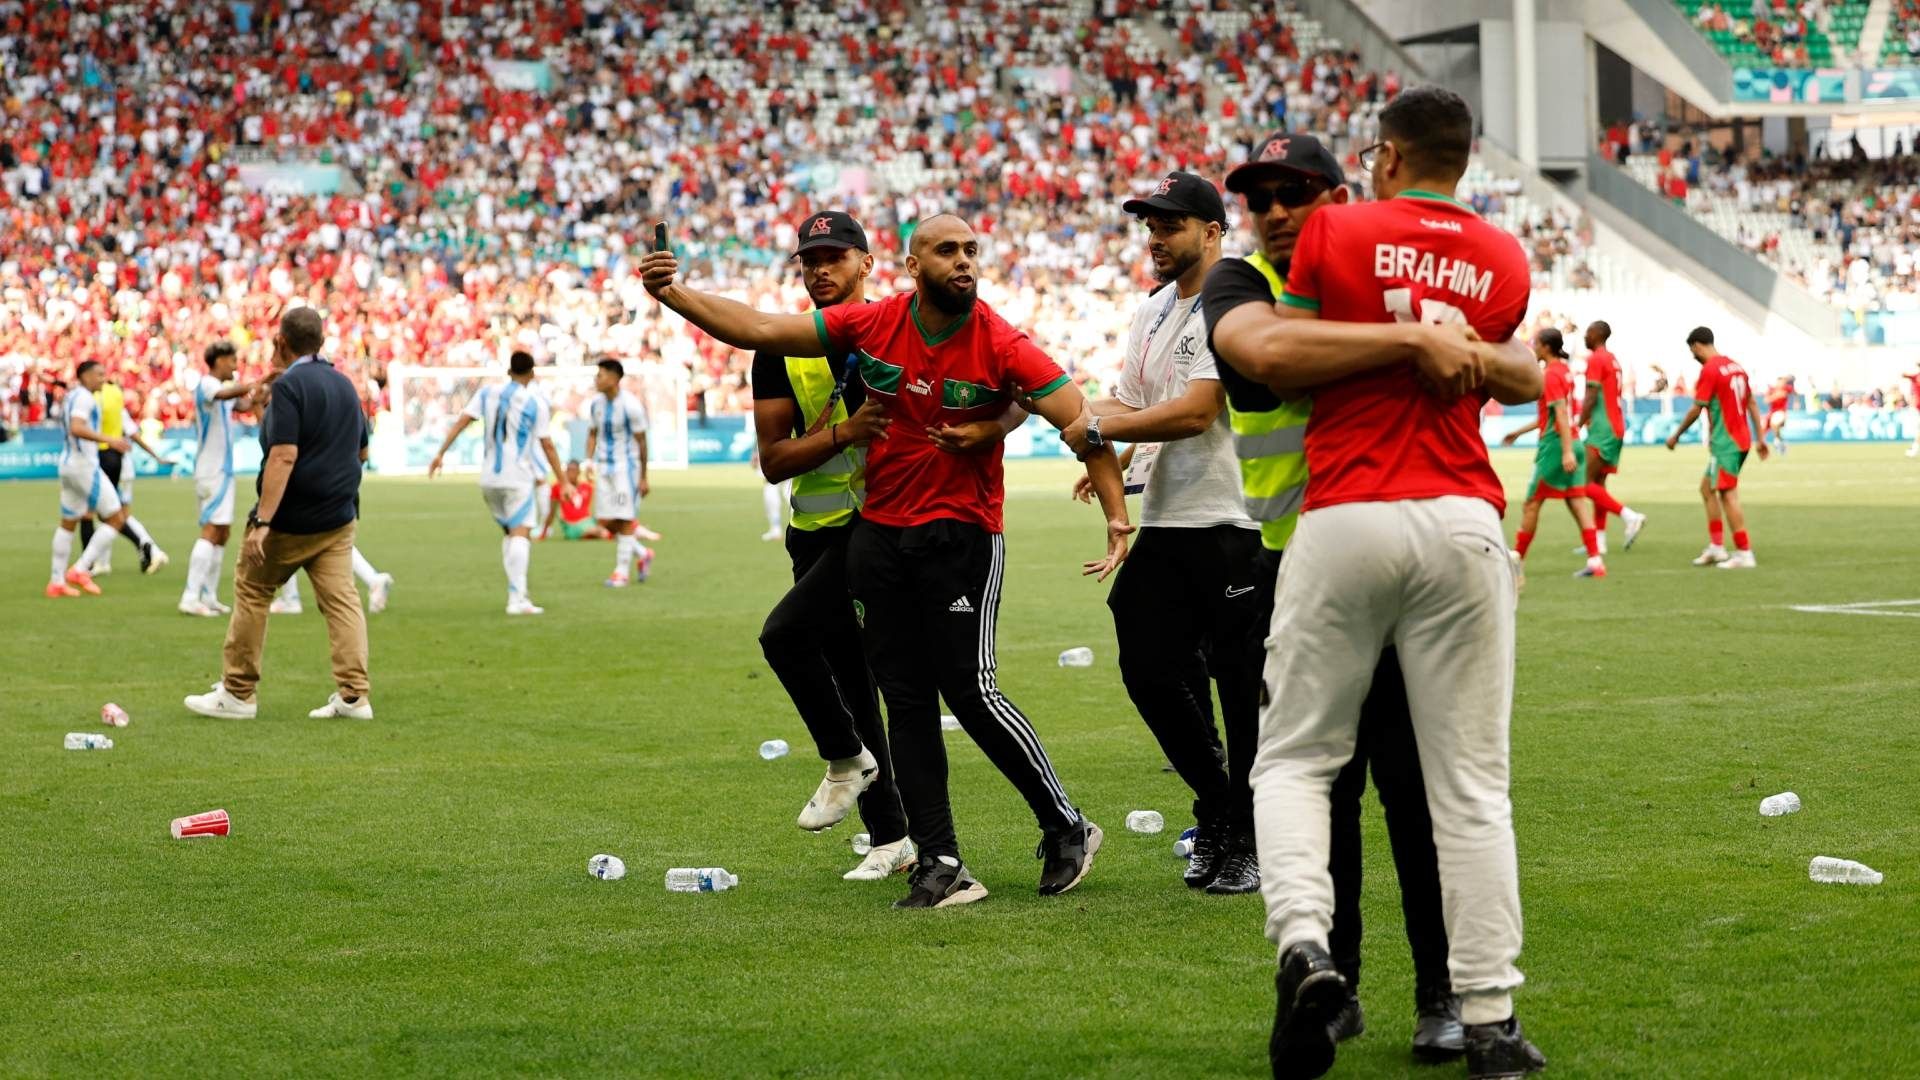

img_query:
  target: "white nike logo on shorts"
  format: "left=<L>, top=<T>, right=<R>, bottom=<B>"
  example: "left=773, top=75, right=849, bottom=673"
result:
left=1224, top=585, right=1255, bottom=599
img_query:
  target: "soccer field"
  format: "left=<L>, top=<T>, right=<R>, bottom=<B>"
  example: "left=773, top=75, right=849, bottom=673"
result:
left=2, top=444, right=1916, bottom=1078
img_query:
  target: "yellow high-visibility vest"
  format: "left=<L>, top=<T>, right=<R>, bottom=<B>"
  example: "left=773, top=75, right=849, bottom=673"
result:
left=1230, top=252, right=1312, bottom=552
left=784, top=355, right=863, bottom=531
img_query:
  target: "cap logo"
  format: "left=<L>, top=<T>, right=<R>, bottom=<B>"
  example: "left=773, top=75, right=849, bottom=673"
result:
left=1153, top=176, right=1177, bottom=196
left=1261, top=138, right=1292, bottom=161
left=809, top=216, right=832, bottom=236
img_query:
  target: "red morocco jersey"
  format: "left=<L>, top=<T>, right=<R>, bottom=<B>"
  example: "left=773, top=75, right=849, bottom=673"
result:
left=1279, top=190, right=1531, bottom=515
left=1696, top=354, right=1755, bottom=453
left=817, top=291, right=1071, bottom=532
left=1586, top=346, right=1625, bottom=434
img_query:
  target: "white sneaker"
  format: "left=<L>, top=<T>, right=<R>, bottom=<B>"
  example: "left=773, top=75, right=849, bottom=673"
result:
left=184, top=684, right=257, bottom=719
left=145, top=548, right=170, bottom=575
left=269, top=597, right=303, bottom=614
left=845, top=838, right=918, bottom=881
left=1692, top=545, right=1729, bottom=566
left=368, top=573, right=394, bottom=614
left=202, top=593, right=232, bottom=615
left=92, top=561, right=112, bottom=577
left=1622, top=509, right=1648, bottom=549
left=506, top=598, right=545, bottom=616
left=177, top=599, right=217, bottom=617
left=308, top=693, right=374, bottom=719
left=797, top=748, right=880, bottom=831
left=1718, top=550, right=1757, bottom=569
left=760, top=528, right=783, bottom=541
left=1508, top=550, right=1527, bottom=592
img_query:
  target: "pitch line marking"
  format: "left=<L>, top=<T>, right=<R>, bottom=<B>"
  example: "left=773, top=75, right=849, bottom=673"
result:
left=1789, top=599, right=1920, bottom=618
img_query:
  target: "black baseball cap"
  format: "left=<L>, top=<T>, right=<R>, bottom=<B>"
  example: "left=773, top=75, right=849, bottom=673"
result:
left=1122, top=171, right=1228, bottom=225
left=1225, top=131, right=1346, bottom=193
left=793, top=210, right=869, bottom=256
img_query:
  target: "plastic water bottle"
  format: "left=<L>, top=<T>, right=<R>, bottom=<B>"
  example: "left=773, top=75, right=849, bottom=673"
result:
left=940, top=715, right=962, bottom=731
left=1759, top=791, right=1802, bottom=817
left=1058, top=647, right=1094, bottom=668
left=587, top=854, right=626, bottom=881
left=758, top=739, right=789, bottom=760
left=64, top=732, right=113, bottom=750
left=665, top=867, right=739, bottom=893
left=1173, top=826, right=1198, bottom=860
left=851, top=832, right=872, bottom=856
left=1126, top=810, right=1165, bottom=834
left=1808, top=856, right=1883, bottom=885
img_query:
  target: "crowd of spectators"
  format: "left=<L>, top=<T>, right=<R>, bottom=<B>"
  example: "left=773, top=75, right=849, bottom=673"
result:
left=2, top=0, right=1601, bottom=435
left=1685, top=0, right=1851, bottom=68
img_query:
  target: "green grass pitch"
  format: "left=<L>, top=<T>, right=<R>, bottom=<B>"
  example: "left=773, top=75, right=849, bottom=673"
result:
left=2, top=443, right=1916, bottom=1077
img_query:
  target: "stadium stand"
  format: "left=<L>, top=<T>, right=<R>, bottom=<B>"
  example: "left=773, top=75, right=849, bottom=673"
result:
left=1676, top=0, right=1868, bottom=68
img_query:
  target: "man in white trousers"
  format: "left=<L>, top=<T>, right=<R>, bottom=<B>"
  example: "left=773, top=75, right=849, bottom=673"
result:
left=1209, top=87, right=1547, bottom=1080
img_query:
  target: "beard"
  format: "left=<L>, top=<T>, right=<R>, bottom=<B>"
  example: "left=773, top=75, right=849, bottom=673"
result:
left=923, top=276, right=977, bottom=316
left=1152, top=247, right=1199, bottom=284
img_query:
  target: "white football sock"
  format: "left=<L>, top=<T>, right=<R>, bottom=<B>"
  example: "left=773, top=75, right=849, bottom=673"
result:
left=506, top=535, right=531, bottom=599
left=206, top=544, right=226, bottom=603
left=615, top=533, right=634, bottom=577
left=122, top=515, right=155, bottom=551
left=183, top=538, right=214, bottom=602
left=763, top=482, right=784, bottom=532
left=350, top=547, right=379, bottom=587
left=51, top=527, right=74, bottom=583
left=279, top=576, right=303, bottom=604
left=75, top=522, right=120, bottom=572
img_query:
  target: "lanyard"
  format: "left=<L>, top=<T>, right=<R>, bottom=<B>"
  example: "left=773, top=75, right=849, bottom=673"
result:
left=1137, top=289, right=1202, bottom=401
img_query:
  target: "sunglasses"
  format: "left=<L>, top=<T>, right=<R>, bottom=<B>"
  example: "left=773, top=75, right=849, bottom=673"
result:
left=1243, top=181, right=1329, bottom=214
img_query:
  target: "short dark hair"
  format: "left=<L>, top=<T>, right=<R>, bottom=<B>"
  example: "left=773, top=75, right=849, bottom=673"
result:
left=1588, top=320, right=1612, bottom=343
left=597, top=359, right=624, bottom=380
left=280, top=306, right=325, bottom=357
left=1686, top=326, right=1715, bottom=346
left=1378, top=86, right=1474, bottom=180
left=205, top=340, right=238, bottom=365
left=75, top=360, right=100, bottom=378
left=509, top=350, right=535, bottom=376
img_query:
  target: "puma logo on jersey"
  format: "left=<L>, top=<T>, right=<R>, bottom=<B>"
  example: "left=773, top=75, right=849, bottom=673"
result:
left=1419, top=217, right=1464, bottom=233
left=908, top=377, right=934, bottom=396
left=949, top=596, right=975, bottom=613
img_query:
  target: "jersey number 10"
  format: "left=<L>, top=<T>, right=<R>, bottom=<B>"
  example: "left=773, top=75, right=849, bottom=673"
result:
left=1383, top=287, right=1469, bottom=327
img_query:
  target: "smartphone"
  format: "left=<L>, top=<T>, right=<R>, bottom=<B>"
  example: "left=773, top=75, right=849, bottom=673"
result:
left=653, top=222, right=668, bottom=252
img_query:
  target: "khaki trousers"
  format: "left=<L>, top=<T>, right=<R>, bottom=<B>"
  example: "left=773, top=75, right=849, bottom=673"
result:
left=222, top=522, right=369, bottom=702
left=1251, top=496, right=1523, bottom=1026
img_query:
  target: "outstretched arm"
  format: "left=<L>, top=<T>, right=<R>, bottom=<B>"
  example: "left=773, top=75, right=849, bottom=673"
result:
left=1212, top=303, right=1490, bottom=399
left=1500, top=417, right=1542, bottom=445
left=1665, top=402, right=1705, bottom=449
left=640, top=249, right=826, bottom=356
left=427, top=413, right=477, bottom=477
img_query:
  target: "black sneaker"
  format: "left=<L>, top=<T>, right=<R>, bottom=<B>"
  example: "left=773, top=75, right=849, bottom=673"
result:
left=1412, top=986, right=1466, bottom=1061
left=1270, top=941, right=1349, bottom=1079
left=138, top=541, right=154, bottom=574
left=1183, top=824, right=1227, bottom=888
left=1465, top=1016, right=1545, bottom=1079
left=892, top=854, right=988, bottom=909
left=1204, top=833, right=1259, bottom=895
left=1327, top=993, right=1365, bottom=1043
left=1036, top=819, right=1102, bottom=896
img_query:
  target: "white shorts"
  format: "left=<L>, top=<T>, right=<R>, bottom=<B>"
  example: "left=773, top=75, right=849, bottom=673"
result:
left=593, top=475, right=637, bottom=522
left=481, top=482, right=541, bottom=530
left=196, top=472, right=236, bottom=527
left=60, top=466, right=121, bottom=520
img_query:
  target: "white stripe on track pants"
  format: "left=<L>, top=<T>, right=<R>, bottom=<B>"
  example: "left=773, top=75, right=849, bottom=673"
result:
left=1251, top=495, right=1524, bottom=1025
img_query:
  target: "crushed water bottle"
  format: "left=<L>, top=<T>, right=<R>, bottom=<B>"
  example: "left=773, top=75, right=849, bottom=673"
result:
left=851, top=833, right=872, bottom=856
left=758, top=739, right=789, bottom=760
left=1173, top=826, right=1198, bottom=860
left=587, top=854, right=626, bottom=881
left=1808, top=856, right=1883, bottom=885
left=1126, top=810, right=1165, bottom=834
left=1057, top=647, right=1094, bottom=668
left=665, top=867, right=739, bottom=893
left=64, top=732, right=113, bottom=750
left=1759, top=792, right=1802, bottom=817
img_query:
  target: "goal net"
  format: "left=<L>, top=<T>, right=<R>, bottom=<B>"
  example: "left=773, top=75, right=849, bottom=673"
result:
left=377, top=361, right=690, bottom=475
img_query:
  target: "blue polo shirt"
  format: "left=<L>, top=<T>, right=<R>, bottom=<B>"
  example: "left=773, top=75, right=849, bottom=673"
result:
left=258, top=356, right=368, bottom=534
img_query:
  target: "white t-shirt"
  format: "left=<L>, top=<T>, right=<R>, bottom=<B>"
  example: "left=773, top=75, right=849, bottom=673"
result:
left=1111, top=285, right=1255, bottom=530
left=60, top=384, right=101, bottom=474
left=588, top=390, right=648, bottom=478
left=465, top=379, right=554, bottom=489
left=189, top=370, right=238, bottom=481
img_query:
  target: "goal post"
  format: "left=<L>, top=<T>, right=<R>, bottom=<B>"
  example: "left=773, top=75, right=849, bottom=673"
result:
left=376, top=361, right=690, bottom=475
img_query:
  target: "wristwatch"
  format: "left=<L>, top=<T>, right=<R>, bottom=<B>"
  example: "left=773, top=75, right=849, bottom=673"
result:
left=1085, top=414, right=1105, bottom=449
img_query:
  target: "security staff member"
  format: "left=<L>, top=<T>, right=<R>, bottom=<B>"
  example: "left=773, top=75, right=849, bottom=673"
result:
left=80, top=375, right=170, bottom=574
left=1060, top=172, right=1264, bottom=895
left=1200, top=133, right=1462, bottom=1058
left=751, top=211, right=912, bottom=880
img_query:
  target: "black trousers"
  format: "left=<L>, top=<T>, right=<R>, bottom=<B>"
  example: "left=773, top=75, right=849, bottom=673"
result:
left=758, top=520, right=907, bottom=845
left=847, top=519, right=1080, bottom=861
left=1252, top=547, right=1452, bottom=996
left=1107, top=525, right=1264, bottom=831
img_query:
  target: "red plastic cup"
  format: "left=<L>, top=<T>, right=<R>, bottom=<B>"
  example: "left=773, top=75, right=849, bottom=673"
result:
left=170, top=809, right=230, bottom=839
